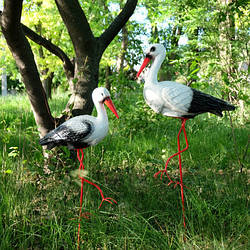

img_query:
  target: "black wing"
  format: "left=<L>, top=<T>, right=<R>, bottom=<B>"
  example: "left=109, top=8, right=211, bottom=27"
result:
left=39, top=121, right=93, bottom=149
left=188, top=89, right=235, bottom=117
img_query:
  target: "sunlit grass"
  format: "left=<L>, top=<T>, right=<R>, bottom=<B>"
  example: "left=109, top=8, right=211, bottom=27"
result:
left=0, top=88, right=249, bottom=249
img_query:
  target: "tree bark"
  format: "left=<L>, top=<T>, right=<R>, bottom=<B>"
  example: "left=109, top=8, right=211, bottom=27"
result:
left=0, top=0, right=55, bottom=137
left=117, top=24, right=128, bottom=73
left=164, top=25, right=182, bottom=81
left=105, top=66, right=111, bottom=91
left=42, top=71, right=54, bottom=99
left=22, top=23, right=74, bottom=80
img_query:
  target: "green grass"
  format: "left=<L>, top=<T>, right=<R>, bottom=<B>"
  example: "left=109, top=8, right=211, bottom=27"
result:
left=0, top=87, right=249, bottom=249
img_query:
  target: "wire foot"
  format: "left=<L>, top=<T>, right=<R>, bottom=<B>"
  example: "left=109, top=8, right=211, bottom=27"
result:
left=99, top=197, right=118, bottom=209
left=76, top=148, right=117, bottom=250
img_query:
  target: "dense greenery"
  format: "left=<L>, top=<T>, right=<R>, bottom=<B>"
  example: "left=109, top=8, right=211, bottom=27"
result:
left=0, top=86, right=249, bottom=249
left=1, top=1, right=249, bottom=107
left=0, top=0, right=249, bottom=249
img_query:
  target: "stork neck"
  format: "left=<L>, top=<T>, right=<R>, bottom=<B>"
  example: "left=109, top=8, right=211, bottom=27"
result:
left=146, top=53, right=165, bottom=85
left=95, top=102, right=108, bottom=122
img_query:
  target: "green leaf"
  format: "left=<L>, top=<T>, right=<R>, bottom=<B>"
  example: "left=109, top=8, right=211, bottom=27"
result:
left=5, top=169, right=13, bottom=174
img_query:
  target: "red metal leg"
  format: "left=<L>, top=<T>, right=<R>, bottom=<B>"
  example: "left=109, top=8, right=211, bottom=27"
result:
left=76, top=149, right=117, bottom=209
left=76, top=148, right=117, bottom=249
left=154, top=118, right=189, bottom=228
left=154, top=118, right=189, bottom=186
left=177, top=119, right=188, bottom=228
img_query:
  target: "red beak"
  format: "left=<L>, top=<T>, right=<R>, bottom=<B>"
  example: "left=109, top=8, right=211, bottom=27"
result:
left=136, top=57, right=151, bottom=78
left=104, top=98, right=119, bottom=119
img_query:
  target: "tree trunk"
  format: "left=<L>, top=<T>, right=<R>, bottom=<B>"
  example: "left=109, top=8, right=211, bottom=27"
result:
left=117, top=0, right=128, bottom=73
left=117, top=24, right=128, bottom=73
left=1, top=67, right=7, bottom=96
left=66, top=52, right=100, bottom=116
left=55, top=0, right=137, bottom=116
left=0, top=0, right=55, bottom=137
left=164, top=25, right=182, bottom=81
left=105, top=65, right=111, bottom=91
left=42, top=72, right=53, bottom=99
left=36, top=23, right=53, bottom=99
left=218, top=0, right=237, bottom=99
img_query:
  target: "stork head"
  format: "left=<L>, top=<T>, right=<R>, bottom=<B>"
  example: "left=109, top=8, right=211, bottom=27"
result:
left=146, top=44, right=166, bottom=59
left=92, top=87, right=119, bottom=118
left=92, top=87, right=111, bottom=103
left=137, top=44, right=166, bottom=78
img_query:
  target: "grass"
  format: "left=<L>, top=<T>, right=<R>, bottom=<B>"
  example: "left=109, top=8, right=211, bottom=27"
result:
left=0, top=86, right=249, bottom=249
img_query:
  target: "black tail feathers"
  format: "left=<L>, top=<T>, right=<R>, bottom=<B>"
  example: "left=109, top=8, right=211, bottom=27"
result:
left=39, top=137, right=56, bottom=150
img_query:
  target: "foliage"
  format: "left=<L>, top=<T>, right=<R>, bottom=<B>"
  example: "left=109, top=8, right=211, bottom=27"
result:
left=0, top=88, right=249, bottom=249
left=0, top=1, right=249, bottom=248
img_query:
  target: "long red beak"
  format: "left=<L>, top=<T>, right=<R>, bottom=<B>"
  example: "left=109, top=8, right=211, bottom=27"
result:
left=136, top=57, right=151, bottom=78
left=104, top=98, right=119, bottom=119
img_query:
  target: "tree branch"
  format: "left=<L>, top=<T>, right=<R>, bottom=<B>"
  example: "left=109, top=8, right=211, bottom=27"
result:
left=22, top=24, right=74, bottom=78
left=55, top=0, right=95, bottom=56
left=99, top=0, right=138, bottom=53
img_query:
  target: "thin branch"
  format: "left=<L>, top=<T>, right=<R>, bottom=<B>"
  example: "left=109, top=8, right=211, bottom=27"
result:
left=99, top=0, right=138, bottom=53
left=22, top=24, right=74, bottom=77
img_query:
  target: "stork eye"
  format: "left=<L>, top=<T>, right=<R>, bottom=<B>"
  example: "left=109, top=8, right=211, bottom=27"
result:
left=150, top=46, right=156, bottom=52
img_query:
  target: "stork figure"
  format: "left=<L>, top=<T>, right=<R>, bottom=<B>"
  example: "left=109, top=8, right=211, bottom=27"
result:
left=137, top=44, right=235, bottom=228
left=39, top=87, right=119, bottom=248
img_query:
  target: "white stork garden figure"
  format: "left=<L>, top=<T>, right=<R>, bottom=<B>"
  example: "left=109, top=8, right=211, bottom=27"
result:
left=137, top=44, right=235, bottom=229
left=39, top=87, right=119, bottom=248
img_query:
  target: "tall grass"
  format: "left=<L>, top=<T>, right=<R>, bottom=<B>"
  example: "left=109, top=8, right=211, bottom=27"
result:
left=0, top=87, right=249, bottom=249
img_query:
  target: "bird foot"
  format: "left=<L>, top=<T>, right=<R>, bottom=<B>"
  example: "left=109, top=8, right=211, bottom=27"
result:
left=154, top=169, right=171, bottom=180
left=154, top=170, right=190, bottom=189
left=70, top=212, right=92, bottom=222
left=80, top=211, right=92, bottom=220
left=168, top=180, right=190, bottom=189
left=80, top=177, right=118, bottom=209
left=99, top=197, right=118, bottom=209
left=154, top=169, right=164, bottom=179
left=168, top=180, right=180, bottom=188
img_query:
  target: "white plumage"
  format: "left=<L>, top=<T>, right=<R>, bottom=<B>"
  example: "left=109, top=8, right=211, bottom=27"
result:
left=137, top=44, right=235, bottom=118
left=144, top=81, right=194, bottom=117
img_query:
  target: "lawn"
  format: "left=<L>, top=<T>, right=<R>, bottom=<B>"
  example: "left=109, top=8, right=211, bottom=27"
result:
left=0, top=86, right=249, bottom=249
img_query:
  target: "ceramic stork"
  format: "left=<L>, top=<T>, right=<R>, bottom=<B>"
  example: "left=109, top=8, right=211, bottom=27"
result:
left=137, top=44, right=235, bottom=228
left=39, top=87, right=119, bottom=248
